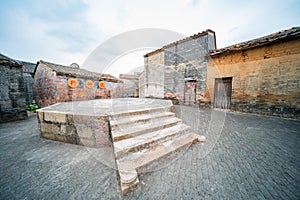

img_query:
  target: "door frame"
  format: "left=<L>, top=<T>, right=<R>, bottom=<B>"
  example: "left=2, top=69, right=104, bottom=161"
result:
left=183, top=79, right=197, bottom=105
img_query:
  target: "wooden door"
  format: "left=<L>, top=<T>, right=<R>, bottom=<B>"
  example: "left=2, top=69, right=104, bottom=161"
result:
left=214, top=77, right=232, bottom=109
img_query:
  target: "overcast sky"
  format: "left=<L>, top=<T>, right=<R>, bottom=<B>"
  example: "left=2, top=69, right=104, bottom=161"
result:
left=0, top=0, right=299, bottom=76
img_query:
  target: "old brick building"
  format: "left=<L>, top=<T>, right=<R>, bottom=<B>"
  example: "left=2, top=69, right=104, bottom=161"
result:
left=140, top=29, right=216, bottom=104
left=207, top=27, right=300, bottom=118
left=34, top=60, right=123, bottom=108
left=119, top=74, right=139, bottom=97
left=0, top=53, right=27, bottom=122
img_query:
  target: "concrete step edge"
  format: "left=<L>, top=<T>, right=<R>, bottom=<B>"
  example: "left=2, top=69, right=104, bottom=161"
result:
left=110, top=112, right=175, bottom=127
left=111, top=117, right=182, bottom=142
left=109, top=106, right=171, bottom=119
left=113, top=123, right=191, bottom=158
left=116, top=133, right=199, bottom=170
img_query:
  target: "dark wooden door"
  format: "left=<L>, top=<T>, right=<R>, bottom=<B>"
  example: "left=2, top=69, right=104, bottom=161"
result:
left=214, top=77, right=232, bottom=109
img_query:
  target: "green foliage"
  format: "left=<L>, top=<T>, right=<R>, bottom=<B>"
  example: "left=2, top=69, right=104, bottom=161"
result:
left=26, top=104, right=39, bottom=112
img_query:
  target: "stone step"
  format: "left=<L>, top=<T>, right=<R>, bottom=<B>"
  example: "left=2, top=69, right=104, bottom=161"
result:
left=110, top=111, right=175, bottom=127
left=111, top=117, right=182, bottom=142
left=110, top=114, right=176, bottom=133
left=113, top=123, right=190, bottom=158
left=116, top=132, right=199, bottom=172
left=109, top=106, right=171, bottom=120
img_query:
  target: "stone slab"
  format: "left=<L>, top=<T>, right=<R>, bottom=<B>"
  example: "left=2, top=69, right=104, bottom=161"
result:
left=37, top=98, right=173, bottom=116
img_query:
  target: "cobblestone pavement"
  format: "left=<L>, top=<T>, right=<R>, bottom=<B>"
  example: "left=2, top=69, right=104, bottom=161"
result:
left=0, top=106, right=299, bottom=199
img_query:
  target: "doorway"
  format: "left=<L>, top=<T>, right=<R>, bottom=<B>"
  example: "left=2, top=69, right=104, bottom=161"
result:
left=214, top=77, right=232, bottom=109
left=184, top=79, right=197, bottom=105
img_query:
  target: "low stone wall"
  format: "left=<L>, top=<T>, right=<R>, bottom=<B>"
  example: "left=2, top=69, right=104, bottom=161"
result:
left=37, top=107, right=111, bottom=148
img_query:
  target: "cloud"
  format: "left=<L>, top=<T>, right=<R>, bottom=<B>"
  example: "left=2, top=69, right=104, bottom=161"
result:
left=0, top=0, right=299, bottom=74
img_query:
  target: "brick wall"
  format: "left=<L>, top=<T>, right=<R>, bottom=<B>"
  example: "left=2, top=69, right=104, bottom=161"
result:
left=141, top=50, right=165, bottom=98
left=0, top=64, right=27, bottom=122
left=141, top=31, right=216, bottom=100
left=139, top=71, right=145, bottom=97
left=121, top=79, right=139, bottom=97
left=164, top=32, right=215, bottom=66
left=206, top=39, right=300, bottom=118
left=35, top=64, right=58, bottom=107
left=35, top=64, right=124, bottom=108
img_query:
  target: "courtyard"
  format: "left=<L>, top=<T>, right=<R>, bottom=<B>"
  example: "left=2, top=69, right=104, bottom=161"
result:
left=0, top=105, right=299, bottom=199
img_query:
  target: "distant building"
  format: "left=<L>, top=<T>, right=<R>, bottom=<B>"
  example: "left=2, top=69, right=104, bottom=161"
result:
left=33, top=60, right=123, bottom=108
left=207, top=27, right=300, bottom=118
left=119, top=73, right=139, bottom=97
left=140, top=29, right=216, bottom=104
left=20, top=61, right=36, bottom=104
left=0, top=53, right=27, bottom=122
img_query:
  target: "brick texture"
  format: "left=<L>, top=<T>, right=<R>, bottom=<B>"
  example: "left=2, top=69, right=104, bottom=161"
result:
left=206, top=39, right=300, bottom=118
left=34, top=63, right=124, bottom=108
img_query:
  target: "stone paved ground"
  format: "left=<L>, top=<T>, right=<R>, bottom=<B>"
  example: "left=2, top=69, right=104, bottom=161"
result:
left=0, top=106, right=299, bottom=199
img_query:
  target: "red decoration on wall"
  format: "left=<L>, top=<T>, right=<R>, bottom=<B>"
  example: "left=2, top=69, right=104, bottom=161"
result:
left=67, top=78, right=78, bottom=88
left=99, top=81, right=106, bottom=89
left=85, top=80, right=94, bottom=89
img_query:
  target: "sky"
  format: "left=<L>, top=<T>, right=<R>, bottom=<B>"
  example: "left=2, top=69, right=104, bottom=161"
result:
left=0, top=0, right=299, bottom=76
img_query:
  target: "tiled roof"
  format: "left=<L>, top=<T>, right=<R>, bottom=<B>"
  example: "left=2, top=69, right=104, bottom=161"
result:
left=210, top=27, right=300, bottom=56
left=119, top=74, right=139, bottom=80
left=144, top=29, right=215, bottom=57
left=0, top=53, right=22, bottom=67
left=20, top=61, right=36, bottom=73
left=35, top=60, right=121, bottom=82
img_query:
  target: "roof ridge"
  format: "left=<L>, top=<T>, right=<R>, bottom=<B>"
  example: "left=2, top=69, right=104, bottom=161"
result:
left=36, top=60, right=121, bottom=82
left=210, top=26, right=300, bottom=56
left=144, top=29, right=215, bottom=57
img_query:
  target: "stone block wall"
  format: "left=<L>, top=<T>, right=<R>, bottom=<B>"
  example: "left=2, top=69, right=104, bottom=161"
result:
left=37, top=109, right=111, bottom=148
left=0, top=64, right=27, bottom=122
left=207, top=39, right=300, bottom=118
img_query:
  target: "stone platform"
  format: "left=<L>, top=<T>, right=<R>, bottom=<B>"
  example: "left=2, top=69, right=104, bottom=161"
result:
left=36, top=98, right=199, bottom=195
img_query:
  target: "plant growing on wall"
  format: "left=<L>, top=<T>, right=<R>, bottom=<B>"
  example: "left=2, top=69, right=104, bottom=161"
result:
left=26, top=104, right=39, bottom=112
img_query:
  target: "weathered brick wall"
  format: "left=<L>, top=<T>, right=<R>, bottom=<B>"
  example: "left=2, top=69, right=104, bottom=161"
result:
left=142, top=31, right=216, bottom=100
left=141, top=51, right=165, bottom=98
left=207, top=39, right=300, bottom=118
left=164, top=61, right=208, bottom=101
left=0, top=64, right=27, bottom=122
left=164, top=32, right=215, bottom=66
left=164, top=65, right=185, bottom=97
left=139, top=71, right=145, bottom=97
left=121, top=79, right=139, bottom=97
left=35, top=64, right=58, bottom=107
left=35, top=64, right=124, bottom=108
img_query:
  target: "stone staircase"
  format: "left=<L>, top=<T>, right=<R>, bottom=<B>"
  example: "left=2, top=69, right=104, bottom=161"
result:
left=109, top=103, right=199, bottom=195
